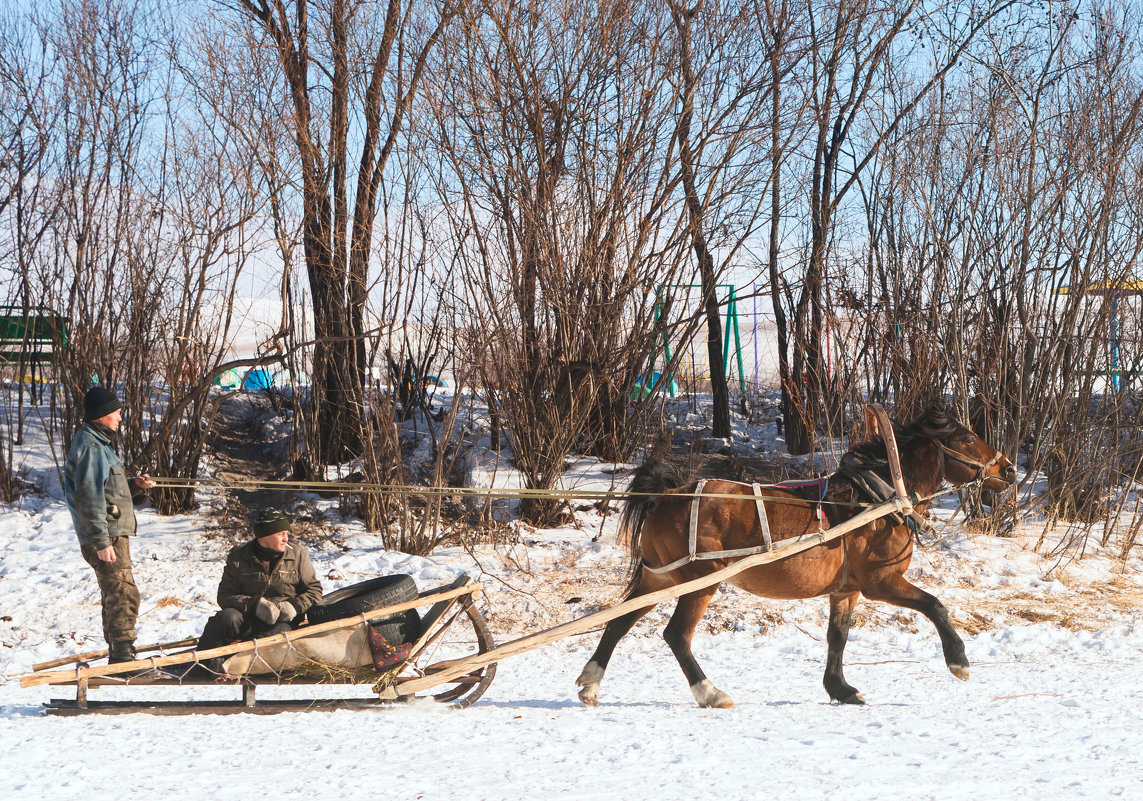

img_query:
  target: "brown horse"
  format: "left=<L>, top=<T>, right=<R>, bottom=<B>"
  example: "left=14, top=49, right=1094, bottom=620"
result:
left=576, top=404, right=1015, bottom=708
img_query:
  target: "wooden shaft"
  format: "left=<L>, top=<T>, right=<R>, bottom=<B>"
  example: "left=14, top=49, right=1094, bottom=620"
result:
left=396, top=495, right=913, bottom=695
left=405, top=599, right=462, bottom=665
left=33, top=637, right=200, bottom=672
left=21, top=581, right=480, bottom=688
left=866, top=403, right=909, bottom=500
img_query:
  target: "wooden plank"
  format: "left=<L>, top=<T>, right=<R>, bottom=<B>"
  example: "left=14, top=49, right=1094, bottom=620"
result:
left=21, top=581, right=480, bottom=688
left=77, top=674, right=381, bottom=688
left=396, top=495, right=914, bottom=695
left=33, top=637, right=199, bottom=672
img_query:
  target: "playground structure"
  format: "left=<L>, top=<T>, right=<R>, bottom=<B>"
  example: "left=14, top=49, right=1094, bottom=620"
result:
left=1056, top=280, right=1143, bottom=391
left=653, top=284, right=747, bottom=395
left=652, top=284, right=799, bottom=395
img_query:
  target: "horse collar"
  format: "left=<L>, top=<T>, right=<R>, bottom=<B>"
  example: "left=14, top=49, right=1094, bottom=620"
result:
left=837, top=452, right=898, bottom=504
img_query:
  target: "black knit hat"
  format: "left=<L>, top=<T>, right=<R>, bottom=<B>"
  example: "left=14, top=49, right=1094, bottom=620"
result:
left=84, top=386, right=121, bottom=422
left=252, top=507, right=290, bottom=539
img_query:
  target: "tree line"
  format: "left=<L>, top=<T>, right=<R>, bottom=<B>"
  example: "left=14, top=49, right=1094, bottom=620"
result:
left=3, top=0, right=1143, bottom=555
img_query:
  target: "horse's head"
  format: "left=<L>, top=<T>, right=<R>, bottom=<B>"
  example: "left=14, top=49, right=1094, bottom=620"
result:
left=913, top=404, right=1016, bottom=491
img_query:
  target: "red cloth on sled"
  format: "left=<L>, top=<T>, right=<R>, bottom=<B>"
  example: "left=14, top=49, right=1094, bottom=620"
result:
left=368, top=627, right=411, bottom=670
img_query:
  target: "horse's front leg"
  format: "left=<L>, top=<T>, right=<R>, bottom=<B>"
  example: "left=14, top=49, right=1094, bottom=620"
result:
left=576, top=603, right=655, bottom=706
left=862, top=574, right=969, bottom=680
left=824, top=591, right=865, bottom=704
left=664, top=586, right=734, bottom=708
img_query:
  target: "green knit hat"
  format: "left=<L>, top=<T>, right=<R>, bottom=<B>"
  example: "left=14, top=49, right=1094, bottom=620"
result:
left=252, top=507, right=290, bottom=538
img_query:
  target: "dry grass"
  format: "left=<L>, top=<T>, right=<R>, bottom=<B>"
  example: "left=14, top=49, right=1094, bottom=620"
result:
left=280, top=660, right=399, bottom=687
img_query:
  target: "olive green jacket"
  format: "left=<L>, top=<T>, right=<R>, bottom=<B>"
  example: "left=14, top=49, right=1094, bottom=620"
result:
left=216, top=541, right=323, bottom=619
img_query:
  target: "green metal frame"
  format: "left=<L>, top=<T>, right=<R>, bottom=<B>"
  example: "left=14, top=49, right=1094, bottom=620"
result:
left=0, top=307, right=69, bottom=366
left=653, top=284, right=746, bottom=393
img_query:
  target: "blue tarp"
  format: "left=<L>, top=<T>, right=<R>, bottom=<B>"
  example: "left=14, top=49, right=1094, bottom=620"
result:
left=242, top=368, right=273, bottom=390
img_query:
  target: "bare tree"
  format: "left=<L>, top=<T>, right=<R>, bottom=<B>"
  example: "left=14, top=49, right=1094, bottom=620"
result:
left=778, top=0, right=1015, bottom=454
left=218, top=0, right=466, bottom=476
left=425, top=0, right=711, bottom=522
left=667, top=0, right=784, bottom=438
left=2, top=0, right=266, bottom=514
left=0, top=8, right=60, bottom=500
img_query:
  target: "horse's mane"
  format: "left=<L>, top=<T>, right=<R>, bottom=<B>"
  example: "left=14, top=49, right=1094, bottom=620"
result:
left=847, top=403, right=958, bottom=460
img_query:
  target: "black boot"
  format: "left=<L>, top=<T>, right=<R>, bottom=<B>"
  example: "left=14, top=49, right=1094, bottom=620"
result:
left=108, top=641, right=138, bottom=664
left=108, top=641, right=175, bottom=679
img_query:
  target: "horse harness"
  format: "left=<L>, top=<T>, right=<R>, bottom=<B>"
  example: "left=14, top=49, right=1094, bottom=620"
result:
left=642, top=478, right=829, bottom=575
left=639, top=433, right=979, bottom=576
left=935, top=440, right=1003, bottom=480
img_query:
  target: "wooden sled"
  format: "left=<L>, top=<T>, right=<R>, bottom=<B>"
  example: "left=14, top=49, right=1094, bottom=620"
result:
left=22, top=575, right=497, bottom=715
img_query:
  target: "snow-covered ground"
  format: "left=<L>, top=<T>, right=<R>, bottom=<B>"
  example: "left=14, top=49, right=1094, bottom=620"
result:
left=2, top=390, right=1142, bottom=800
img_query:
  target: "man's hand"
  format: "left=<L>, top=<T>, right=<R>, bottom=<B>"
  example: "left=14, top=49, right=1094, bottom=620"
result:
left=96, top=545, right=117, bottom=563
left=133, top=473, right=156, bottom=491
left=254, top=597, right=280, bottom=625
left=276, top=601, right=298, bottom=623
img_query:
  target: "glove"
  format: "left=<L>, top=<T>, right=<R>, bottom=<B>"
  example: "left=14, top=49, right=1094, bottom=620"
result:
left=254, top=597, right=280, bottom=625
left=276, top=600, right=298, bottom=623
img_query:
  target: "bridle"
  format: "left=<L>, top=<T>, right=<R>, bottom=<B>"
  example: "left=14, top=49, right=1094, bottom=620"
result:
left=935, top=440, right=1003, bottom=482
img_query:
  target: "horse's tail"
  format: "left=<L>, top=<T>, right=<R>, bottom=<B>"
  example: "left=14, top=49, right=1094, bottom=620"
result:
left=619, top=460, right=685, bottom=599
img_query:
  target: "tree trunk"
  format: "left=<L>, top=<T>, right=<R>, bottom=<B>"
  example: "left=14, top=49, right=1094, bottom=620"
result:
left=672, top=0, right=731, bottom=438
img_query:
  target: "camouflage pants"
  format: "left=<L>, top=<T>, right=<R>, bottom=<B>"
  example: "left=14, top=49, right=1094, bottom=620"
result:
left=80, top=536, right=140, bottom=646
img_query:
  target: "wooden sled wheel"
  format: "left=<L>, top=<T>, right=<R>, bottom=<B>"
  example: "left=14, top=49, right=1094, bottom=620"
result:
left=401, top=598, right=497, bottom=709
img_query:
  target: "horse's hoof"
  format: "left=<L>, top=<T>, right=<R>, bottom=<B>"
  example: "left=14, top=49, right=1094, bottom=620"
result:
left=691, top=679, right=734, bottom=708
left=578, top=685, right=600, bottom=706
left=949, top=664, right=970, bottom=681
left=576, top=662, right=604, bottom=705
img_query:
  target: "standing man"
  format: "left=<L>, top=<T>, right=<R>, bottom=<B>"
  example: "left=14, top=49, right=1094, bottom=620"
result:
left=195, top=508, right=323, bottom=675
left=63, top=386, right=155, bottom=664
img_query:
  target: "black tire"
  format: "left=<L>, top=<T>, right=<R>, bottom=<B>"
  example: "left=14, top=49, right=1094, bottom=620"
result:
left=307, top=575, right=422, bottom=644
left=370, top=609, right=422, bottom=647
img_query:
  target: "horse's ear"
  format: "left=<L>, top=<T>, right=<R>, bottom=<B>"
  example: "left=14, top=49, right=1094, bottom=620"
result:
left=918, top=399, right=952, bottom=435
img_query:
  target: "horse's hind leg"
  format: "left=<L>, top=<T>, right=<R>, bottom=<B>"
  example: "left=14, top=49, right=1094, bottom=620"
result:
left=862, top=574, right=969, bottom=680
left=824, top=592, right=865, bottom=705
left=576, top=604, right=655, bottom=706
left=664, top=586, right=734, bottom=709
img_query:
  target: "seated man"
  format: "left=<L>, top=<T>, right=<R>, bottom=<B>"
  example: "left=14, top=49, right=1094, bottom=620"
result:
left=194, top=507, right=323, bottom=676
